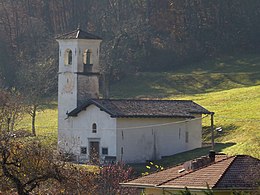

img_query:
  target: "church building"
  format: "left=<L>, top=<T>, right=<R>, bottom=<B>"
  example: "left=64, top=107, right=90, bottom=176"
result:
left=56, top=28, right=211, bottom=163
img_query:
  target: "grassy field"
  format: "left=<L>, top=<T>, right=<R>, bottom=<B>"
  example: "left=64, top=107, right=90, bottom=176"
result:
left=174, top=85, right=260, bottom=158
left=19, top=54, right=260, bottom=172
left=18, top=102, right=58, bottom=147
left=110, top=54, right=260, bottom=98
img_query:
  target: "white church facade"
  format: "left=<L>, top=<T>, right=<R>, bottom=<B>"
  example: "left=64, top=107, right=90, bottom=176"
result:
left=56, top=29, right=211, bottom=163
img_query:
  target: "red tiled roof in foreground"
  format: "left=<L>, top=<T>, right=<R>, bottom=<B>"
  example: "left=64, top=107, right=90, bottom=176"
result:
left=122, top=155, right=260, bottom=190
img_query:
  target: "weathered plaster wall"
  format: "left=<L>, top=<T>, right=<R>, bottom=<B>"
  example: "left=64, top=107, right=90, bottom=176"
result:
left=57, top=39, right=101, bottom=157
left=186, top=114, right=202, bottom=150
left=57, top=39, right=101, bottom=73
left=57, top=40, right=78, bottom=147
left=77, top=40, right=101, bottom=73
left=58, top=105, right=117, bottom=162
left=116, top=116, right=202, bottom=163
left=58, top=106, right=202, bottom=163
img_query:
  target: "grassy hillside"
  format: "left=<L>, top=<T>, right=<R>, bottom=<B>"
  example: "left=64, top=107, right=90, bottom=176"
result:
left=19, top=54, right=260, bottom=159
left=110, top=54, right=260, bottom=98
left=174, top=85, right=260, bottom=158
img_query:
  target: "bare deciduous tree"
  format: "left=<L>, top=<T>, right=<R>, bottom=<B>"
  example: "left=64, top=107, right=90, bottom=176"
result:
left=18, top=58, right=57, bottom=136
left=0, top=131, right=65, bottom=195
left=0, top=88, right=25, bottom=132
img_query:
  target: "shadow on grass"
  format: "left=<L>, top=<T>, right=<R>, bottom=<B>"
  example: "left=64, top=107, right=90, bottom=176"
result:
left=39, top=102, right=57, bottom=110
left=110, top=54, right=260, bottom=98
left=187, top=54, right=260, bottom=73
left=130, top=142, right=236, bottom=176
left=111, top=72, right=260, bottom=98
left=202, top=124, right=238, bottom=141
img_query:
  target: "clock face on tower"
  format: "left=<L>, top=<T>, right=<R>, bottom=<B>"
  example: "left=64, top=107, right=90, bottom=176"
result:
left=63, top=72, right=74, bottom=93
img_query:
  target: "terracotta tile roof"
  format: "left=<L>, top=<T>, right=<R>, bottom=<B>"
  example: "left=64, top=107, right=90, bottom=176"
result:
left=56, top=28, right=102, bottom=40
left=215, top=155, right=260, bottom=189
left=161, top=156, right=235, bottom=189
left=124, top=164, right=186, bottom=187
left=122, top=155, right=260, bottom=190
left=68, top=99, right=211, bottom=118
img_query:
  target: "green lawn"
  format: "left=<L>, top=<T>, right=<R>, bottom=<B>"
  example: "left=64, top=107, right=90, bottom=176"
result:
left=173, top=85, right=260, bottom=159
left=18, top=102, right=58, bottom=147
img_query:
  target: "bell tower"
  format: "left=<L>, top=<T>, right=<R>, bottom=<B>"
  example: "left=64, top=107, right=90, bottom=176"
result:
left=56, top=28, right=102, bottom=124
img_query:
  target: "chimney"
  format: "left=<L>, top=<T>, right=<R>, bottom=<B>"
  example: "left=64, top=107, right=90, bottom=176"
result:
left=183, top=156, right=211, bottom=171
left=209, top=150, right=216, bottom=162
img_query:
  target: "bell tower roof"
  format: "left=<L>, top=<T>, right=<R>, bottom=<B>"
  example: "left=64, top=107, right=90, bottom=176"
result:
left=56, top=28, right=102, bottom=40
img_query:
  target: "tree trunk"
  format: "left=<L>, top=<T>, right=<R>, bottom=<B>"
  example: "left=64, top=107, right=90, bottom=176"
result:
left=31, top=105, right=37, bottom=136
left=1, top=151, right=28, bottom=195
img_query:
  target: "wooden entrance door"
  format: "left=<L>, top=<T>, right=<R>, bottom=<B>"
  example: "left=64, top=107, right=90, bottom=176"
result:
left=89, top=141, right=99, bottom=164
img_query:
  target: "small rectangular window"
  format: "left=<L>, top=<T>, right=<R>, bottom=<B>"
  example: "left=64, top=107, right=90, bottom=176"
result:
left=80, top=147, right=87, bottom=155
left=179, top=128, right=181, bottom=139
left=102, top=147, right=108, bottom=155
left=185, top=132, right=189, bottom=143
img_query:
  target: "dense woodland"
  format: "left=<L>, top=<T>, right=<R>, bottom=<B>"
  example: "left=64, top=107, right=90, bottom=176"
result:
left=1, top=1, right=260, bottom=194
left=0, top=0, right=260, bottom=93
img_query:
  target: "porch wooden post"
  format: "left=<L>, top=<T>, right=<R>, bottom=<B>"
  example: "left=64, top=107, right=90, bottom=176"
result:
left=211, top=112, right=215, bottom=150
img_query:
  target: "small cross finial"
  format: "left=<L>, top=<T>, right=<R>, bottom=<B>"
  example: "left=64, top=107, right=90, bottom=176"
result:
left=76, top=24, right=81, bottom=38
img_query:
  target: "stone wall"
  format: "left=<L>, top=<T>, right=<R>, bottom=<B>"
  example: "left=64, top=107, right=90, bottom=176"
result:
left=77, top=75, right=99, bottom=104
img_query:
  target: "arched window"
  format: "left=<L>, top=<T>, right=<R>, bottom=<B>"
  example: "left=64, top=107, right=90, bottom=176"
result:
left=83, top=49, right=92, bottom=65
left=92, top=123, right=97, bottom=133
left=64, top=49, right=72, bottom=65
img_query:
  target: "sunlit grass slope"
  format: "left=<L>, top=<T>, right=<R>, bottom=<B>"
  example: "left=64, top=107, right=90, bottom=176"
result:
left=19, top=102, right=58, bottom=146
left=172, top=85, right=260, bottom=158
left=35, top=103, right=58, bottom=145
